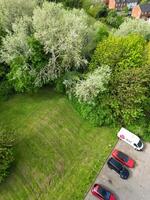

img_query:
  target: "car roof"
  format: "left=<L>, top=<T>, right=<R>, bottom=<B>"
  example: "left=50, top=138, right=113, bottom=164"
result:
left=117, top=127, right=139, bottom=143
left=108, top=157, right=123, bottom=170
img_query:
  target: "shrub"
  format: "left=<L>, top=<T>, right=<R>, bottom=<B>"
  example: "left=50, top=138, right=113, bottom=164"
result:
left=115, top=18, right=150, bottom=40
left=75, top=65, right=111, bottom=104
left=0, top=0, right=37, bottom=32
left=96, top=3, right=108, bottom=18
left=90, top=35, right=145, bottom=70
left=63, top=71, right=81, bottom=98
left=109, top=66, right=149, bottom=125
left=71, top=95, right=115, bottom=126
left=0, top=126, right=16, bottom=183
left=89, top=34, right=148, bottom=125
left=87, top=3, right=108, bottom=18
left=106, top=10, right=124, bottom=28
left=47, top=0, right=82, bottom=8
left=0, top=81, right=14, bottom=100
left=83, top=21, right=109, bottom=59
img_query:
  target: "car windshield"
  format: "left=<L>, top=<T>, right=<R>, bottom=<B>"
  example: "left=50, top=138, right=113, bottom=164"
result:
left=118, top=151, right=129, bottom=162
left=138, top=140, right=142, bottom=147
left=98, top=187, right=111, bottom=200
left=110, top=158, right=123, bottom=171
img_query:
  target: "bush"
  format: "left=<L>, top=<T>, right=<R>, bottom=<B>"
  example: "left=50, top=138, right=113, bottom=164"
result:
left=75, top=65, right=111, bottom=104
left=89, top=34, right=148, bottom=125
left=0, top=81, right=14, bottom=100
left=71, top=95, right=115, bottom=126
left=63, top=71, right=82, bottom=98
left=2, top=2, right=90, bottom=92
left=0, top=126, right=16, bottom=183
left=90, top=35, right=145, bottom=70
left=106, top=10, right=124, bottom=28
left=83, top=21, right=109, bottom=59
left=96, top=24, right=109, bottom=42
left=0, top=0, right=37, bottom=32
left=96, top=3, right=108, bottom=18
left=47, top=0, right=82, bottom=8
left=55, top=76, right=66, bottom=94
left=87, top=3, right=108, bottom=18
left=115, top=18, right=150, bottom=40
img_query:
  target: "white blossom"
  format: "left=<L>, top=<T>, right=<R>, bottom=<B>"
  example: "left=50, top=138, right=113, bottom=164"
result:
left=33, top=2, right=89, bottom=84
left=75, top=65, right=111, bottom=104
left=115, top=18, right=150, bottom=38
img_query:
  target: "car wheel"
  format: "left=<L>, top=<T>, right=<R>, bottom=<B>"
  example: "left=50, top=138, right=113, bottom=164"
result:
left=120, top=174, right=124, bottom=179
left=120, top=174, right=127, bottom=180
left=108, top=165, right=113, bottom=170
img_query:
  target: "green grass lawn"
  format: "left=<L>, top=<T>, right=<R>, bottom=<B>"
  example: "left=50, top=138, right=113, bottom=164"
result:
left=0, top=88, right=117, bottom=200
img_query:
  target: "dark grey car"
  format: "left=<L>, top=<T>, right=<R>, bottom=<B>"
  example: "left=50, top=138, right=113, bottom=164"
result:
left=107, top=157, right=129, bottom=179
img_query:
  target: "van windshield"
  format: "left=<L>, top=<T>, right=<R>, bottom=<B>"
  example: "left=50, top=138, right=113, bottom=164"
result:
left=138, top=140, right=142, bottom=147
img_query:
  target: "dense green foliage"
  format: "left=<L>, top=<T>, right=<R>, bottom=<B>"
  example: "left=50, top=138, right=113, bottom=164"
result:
left=75, top=65, right=111, bottom=104
left=115, top=18, right=150, bottom=40
left=90, top=35, right=145, bottom=69
left=106, top=10, right=124, bottom=28
left=0, top=0, right=38, bottom=32
left=73, top=34, right=149, bottom=126
left=72, top=95, right=115, bottom=126
left=1, top=2, right=90, bottom=92
left=49, top=0, right=83, bottom=8
left=0, top=0, right=147, bottom=127
left=86, top=2, right=108, bottom=18
left=0, top=0, right=150, bottom=192
left=0, top=127, right=15, bottom=183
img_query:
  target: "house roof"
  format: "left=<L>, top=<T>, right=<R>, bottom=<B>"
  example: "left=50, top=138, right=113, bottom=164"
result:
left=140, top=3, right=150, bottom=12
left=116, top=0, right=139, bottom=3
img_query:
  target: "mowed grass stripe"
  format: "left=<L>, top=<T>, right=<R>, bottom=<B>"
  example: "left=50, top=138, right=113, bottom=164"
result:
left=0, top=88, right=116, bottom=200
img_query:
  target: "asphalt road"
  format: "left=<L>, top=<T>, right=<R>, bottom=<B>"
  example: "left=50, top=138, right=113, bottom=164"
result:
left=84, top=140, right=150, bottom=200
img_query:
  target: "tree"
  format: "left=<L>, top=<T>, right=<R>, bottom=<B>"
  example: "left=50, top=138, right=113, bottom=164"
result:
left=90, top=36, right=122, bottom=69
left=86, top=2, right=108, bottom=18
left=106, top=10, right=124, bottom=28
left=75, top=65, right=111, bottom=104
left=47, top=0, right=82, bottom=8
left=109, top=67, right=149, bottom=125
left=1, top=16, right=32, bottom=65
left=83, top=21, right=109, bottom=59
left=115, top=18, right=150, bottom=40
left=1, top=2, right=90, bottom=91
left=33, top=2, right=89, bottom=86
left=146, top=42, right=150, bottom=65
left=1, top=16, right=34, bottom=92
left=0, top=126, right=16, bottom=183
left=0, top=0, right=38, bottom=32
left=90, top=35, right=145, bottom=70
left=89, top=34, right=147, bottom=125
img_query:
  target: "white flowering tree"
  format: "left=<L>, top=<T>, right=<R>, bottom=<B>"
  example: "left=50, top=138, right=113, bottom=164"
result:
left=1, top=16, right=32, bottom=64
left=1, top=2, right=90, bottom=91
left=115, top=18, right=150, bottom=39
left=0, top=0, right=38, bottom=32
left=1, top=16, right=35, bottom=92
left=75, top=65, right=111, bottom=104
left=33, top=2, right=89, bottom=86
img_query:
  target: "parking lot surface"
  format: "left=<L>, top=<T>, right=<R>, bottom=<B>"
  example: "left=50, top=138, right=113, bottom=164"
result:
left=85, top=140, right=150, bottom=200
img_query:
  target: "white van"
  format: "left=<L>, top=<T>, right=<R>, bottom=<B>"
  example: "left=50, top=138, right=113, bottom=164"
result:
left=117, top=127, right=144, bottom=151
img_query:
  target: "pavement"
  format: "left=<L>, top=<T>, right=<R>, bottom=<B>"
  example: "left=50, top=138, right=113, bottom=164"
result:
left=84, top=140, right=150, bottom=200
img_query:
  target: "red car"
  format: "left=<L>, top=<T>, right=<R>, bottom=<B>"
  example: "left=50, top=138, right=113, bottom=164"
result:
left=112, top=149, right=134, bottom=168
left=91, top=184, right=116, bottom=200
